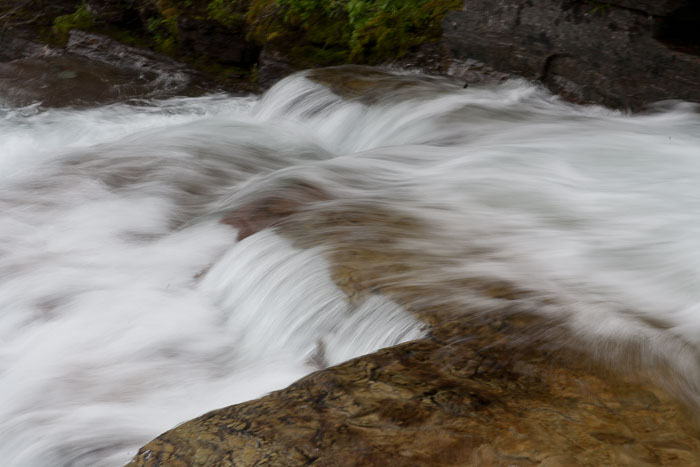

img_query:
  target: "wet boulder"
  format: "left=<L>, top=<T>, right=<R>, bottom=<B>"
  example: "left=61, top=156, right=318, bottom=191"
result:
left=84, top=0, right=142, bottom=27
left=126, top=313, right=700, bottom=466
left=177, top=16, right=259, bottom=67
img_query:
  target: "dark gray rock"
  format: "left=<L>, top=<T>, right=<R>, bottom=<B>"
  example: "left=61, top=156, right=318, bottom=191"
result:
left=84, top=0, right=142, bottom=27
left=0, top=30, right=213, bottom=107
left=257, top=49, right=296, bottom=90
left=65, top=29, right=183, bottom=74
left=0, top=54, right=156, bottom=106
left=607, top=0, right=686, bottom=17
left=0, top=0, right=77, bottom=61
left=0, top=34, right=60, bottom=62
left=442, top=0, right=700, bottom=109
left=177, top=16, right=258, bottom=67
left=0, top=0, right=79, bottom=27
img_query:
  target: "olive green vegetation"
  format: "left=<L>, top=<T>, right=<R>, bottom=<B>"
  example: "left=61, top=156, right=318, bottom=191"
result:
left=43, top=0, right=461, bottom=86
left=53, top=4, right=94, bottom=44
left=207, top=0, right=247, bottom=27
left=146, top=16, right=179, bottom=53
left=586, top=0, right=611, bottom=16
left=245, top=0, right=463, bottom=64
left=50, top=2, right=146, bottom=47
left=49, top=0, right=181, bottom=51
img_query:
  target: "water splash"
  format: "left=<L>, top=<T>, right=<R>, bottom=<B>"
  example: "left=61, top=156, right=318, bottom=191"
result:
left=1, top=67, right=700, bottom=465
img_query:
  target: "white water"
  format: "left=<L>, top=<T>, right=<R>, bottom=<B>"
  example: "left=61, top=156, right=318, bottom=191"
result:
left=1, top=68, right=700, bottom=465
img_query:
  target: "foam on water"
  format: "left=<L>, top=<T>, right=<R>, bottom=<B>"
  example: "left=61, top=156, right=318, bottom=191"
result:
left=1, top=68, right=700, bottom=465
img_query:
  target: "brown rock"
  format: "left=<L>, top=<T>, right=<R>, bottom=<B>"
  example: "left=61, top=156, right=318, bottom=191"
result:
left=127, top=313, right=700, bottom=466
left=129, top=183, right=700, bottom=466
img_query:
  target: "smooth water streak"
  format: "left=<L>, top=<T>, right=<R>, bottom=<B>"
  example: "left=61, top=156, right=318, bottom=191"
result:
left=1, top=68, right=700, bottom=465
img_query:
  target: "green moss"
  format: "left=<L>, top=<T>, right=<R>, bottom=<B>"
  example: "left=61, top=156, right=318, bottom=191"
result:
left=147, top=16, right=180, bottom=54
left=102, top=26, right=158, bottom=49
left=207, top=0, right=247, bottom=27
left=32, top=0, right=461, bottom=90
left=246, top=0, right=461, bottom=64
left=586, top=0, right=611, bottom=16
left=351, top=0, right=462, bottom=61
left=53, top=3, right=94, bottom=44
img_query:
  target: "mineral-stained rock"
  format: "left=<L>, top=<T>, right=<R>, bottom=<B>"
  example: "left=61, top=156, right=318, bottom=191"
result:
left=306, top=65, right=463, bottom=105
left=127, top=313, right=700, bottom=466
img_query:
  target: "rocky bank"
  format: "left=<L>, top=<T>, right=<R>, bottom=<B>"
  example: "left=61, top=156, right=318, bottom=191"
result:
left=2, top=1, right=699, bottom=108
left=440, top=1, right=700, bottom=110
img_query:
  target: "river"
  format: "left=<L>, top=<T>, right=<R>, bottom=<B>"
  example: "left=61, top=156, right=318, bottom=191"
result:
left=1, top=66, right=700, bottom=466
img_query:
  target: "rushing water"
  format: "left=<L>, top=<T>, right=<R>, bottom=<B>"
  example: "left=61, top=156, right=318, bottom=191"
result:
left=1, top=66, right=700, bottom=466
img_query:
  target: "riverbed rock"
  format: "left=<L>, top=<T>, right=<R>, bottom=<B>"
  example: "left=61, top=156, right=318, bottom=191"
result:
left=127, top=189, right=700, bottom=466
left=84, top=0, right=142, bottom=27
left=177, top=16, right=258, bottom=67
left=606, top=0, right=687, bottom=17
left=257, top=49, right=298, bottom=91
left=0, top=29, right=211, bottom=106
left=127, top=312, right=700, bottom=466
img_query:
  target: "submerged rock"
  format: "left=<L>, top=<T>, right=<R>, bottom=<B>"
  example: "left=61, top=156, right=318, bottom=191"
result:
left=306, top=65, right=463, bottom=105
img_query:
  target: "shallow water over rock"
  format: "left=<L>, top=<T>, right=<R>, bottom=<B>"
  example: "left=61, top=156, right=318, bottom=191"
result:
left=1, top=66, right=700, bottom=465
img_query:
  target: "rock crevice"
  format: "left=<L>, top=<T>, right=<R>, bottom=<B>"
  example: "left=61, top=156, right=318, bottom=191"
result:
left=441, top=0, right=700, bottom=109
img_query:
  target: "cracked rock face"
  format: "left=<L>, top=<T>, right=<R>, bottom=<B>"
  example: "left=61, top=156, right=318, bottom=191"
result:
left=441, top=0, right=700, bottom=110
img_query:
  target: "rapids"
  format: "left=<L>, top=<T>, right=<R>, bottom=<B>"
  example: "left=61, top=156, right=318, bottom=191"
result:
left=1, top=67, right=700, bottom=466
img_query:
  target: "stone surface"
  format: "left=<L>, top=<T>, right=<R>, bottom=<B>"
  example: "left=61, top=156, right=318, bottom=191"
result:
left=0, top=0, right=77, bottom=61
left=441, top=0, right=700, bottom=109
left=84, top=0, right=142, bottom=27
left=0, top=0, right=78, bottom=29
left=257, top=49, right=298, bottom=91
left=0, top=0, right=258, bottom=96
left=0, top=54, right=159, bottom=106
left=177, top=16, right=258, bottom=67
left=64, top=30, right=190, bottom=78
left=306, top=65, right=463, bottom=105
left=3, top=0, right=700, bottom=108
left=606, top=0, right=686, bottom=17
left=0, top=30, right=211, bottom=106
left=127, top=312, right=700, bottom=466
